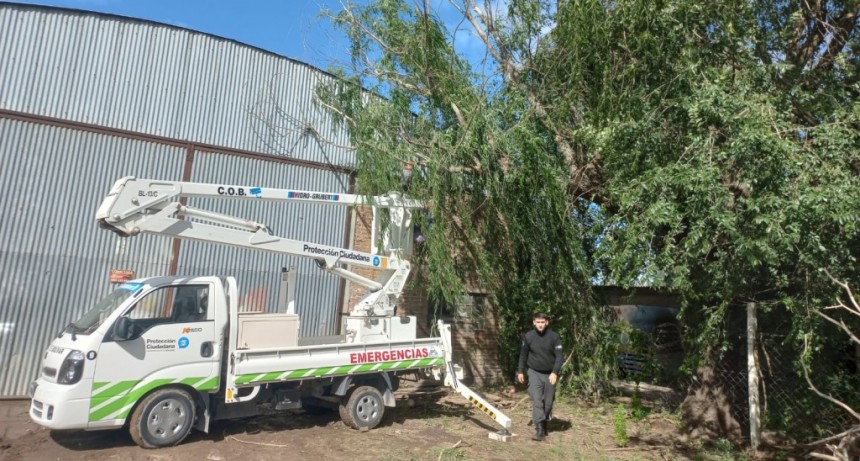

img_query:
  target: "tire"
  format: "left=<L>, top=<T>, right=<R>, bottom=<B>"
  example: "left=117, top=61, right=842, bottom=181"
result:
left=339, top=385, right=384, bottom=430
left=129, top=388, right=196, bottom=448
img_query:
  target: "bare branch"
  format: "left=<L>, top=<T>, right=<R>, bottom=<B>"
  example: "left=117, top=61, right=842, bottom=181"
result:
left=312, top=93, right=355, bottom=125
left=814, top=310, right=860, bottom=346
left=806, top=425, right=860, bottom=447
left=824, top=269, right=860, bottom=315
left=459, top=1, right=505, bottom=66
left=808, top=452, right=842, bottom=461
left=813, top=6, right=858, bottom=72
left=802, top=335, right=860, bottom=422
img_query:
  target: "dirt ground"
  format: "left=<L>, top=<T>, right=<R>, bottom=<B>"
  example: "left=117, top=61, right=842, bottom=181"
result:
left=0, top=384, right=764, bottom=461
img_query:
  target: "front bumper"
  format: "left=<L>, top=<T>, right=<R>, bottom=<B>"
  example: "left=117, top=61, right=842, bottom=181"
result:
left=29, top=379, right=93, bottom=430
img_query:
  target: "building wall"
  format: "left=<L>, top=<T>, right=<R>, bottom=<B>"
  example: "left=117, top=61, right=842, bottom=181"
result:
left=444, top=301, right=505, bottom=386
left=0, top=115, right=355, bottom=396
left=0, top=4, right=358, bottom=396
left=343, top=206, right=379, bottom=316
left=345, top=206, right=505, bottom=386
left=0, top=3, right=354, bottom=167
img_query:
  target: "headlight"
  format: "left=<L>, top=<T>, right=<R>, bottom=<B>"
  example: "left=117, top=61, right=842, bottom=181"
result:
left=57, top=350, right=85, bottom=384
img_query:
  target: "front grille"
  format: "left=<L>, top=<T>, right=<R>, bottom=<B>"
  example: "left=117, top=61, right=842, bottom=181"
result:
left=42, top=366, right=57, bottom=378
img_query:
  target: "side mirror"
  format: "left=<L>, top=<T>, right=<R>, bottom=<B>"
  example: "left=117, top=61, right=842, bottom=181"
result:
left=114, top=316, right=136, bottom=341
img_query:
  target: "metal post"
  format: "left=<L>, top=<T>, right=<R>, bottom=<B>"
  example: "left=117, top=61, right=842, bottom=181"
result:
left=747, top=302, right=760, bottom=452
left=278, top=267, right=289, bottom=313
left=278, top=266, right=297, bottom=314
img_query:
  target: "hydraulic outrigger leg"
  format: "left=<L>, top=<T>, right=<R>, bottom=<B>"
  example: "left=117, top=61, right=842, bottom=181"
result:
left=438, top=321, right=513, bottom=442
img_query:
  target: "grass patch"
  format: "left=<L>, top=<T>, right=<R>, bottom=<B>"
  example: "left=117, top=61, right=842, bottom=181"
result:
left=613, top=403, right=629, bottom=447
left=432, top=446, right=469, bottom=460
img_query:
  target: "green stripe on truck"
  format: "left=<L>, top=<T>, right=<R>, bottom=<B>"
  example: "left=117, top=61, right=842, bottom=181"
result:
left=88, top=376, right=220, bottom=422
left=234, top=357, right=442, bottom=385
left=89, top=378, right=175, bottom=421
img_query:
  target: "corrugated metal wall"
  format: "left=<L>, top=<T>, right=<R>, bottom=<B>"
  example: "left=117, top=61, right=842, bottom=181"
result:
left=0, top=118, right=184, bottom=396
left=0, top=3, right=354, bottom=167
left=181, top=154, right=350, bottom=336
left=0, top=4, right=359, bottom=396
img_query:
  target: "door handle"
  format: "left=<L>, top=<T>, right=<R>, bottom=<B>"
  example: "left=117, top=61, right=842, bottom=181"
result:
left=200, top=341, right=213, bottom=358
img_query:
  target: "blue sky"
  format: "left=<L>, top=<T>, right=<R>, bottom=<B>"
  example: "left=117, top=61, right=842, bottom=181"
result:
left=8, top=0, right=495, bottom=73
left=9, top=0, right=356, bottom=70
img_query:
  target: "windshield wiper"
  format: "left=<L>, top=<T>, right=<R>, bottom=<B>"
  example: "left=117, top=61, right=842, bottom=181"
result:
left=58, top=322, right=77, bottom=341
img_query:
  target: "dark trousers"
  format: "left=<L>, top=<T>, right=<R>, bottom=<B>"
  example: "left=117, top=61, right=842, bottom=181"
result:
left=527, top=369, right=556, bottom=424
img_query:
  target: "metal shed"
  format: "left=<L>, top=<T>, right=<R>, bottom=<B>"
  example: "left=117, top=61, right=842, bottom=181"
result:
left=0, top=3, right=358, bottom=397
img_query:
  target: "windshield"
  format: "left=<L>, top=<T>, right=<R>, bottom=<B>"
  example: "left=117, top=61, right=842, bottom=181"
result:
left=71, top=282, right=145, bottom=335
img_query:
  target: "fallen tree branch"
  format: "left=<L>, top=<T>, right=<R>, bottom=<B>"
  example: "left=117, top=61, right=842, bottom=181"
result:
left=805, top=425, right=860, bottom=447
left=606, top=446, right=664, bottom=452
left=509, top=395, right=531, bottom=411
left=437, top=439, right=467, bottom=461
left=227, top=435, right=290, bottom=448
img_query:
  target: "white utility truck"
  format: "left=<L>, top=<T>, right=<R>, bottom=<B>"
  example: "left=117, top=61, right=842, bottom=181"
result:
left=29, top=177, right=511, bottom=448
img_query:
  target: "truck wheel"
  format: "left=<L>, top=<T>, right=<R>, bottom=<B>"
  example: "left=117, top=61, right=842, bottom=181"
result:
left=339, top=385, right=384, bottom=430
left=129, top=388, right=196, bottom=448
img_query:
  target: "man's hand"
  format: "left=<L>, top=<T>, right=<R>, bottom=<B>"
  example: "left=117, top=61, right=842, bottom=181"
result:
left=517, top=373, right=525, bottom=384
left=549, top=372, right=558, bottom=385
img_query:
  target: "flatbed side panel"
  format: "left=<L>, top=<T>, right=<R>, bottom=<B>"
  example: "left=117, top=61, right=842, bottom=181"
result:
left=230, top=338, right=445, bottom=386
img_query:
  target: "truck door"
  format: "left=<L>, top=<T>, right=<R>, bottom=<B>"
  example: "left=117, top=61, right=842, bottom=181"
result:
left=87, top=282, right=220, bottom=428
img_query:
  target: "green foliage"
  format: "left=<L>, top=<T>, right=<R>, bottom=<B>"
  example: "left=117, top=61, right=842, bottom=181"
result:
left=318, top=0, right=860, bottom=415
left=432, top=446, right=469, bottom=461
left=613, top=403, right=629, bottom=447
left=322, top=0, right=618, bottom=395
left=630, top=387, right=650, bottom=421
left=710, top=438, right=750, bottom=461
left=763, top=309, right=860, bottom=440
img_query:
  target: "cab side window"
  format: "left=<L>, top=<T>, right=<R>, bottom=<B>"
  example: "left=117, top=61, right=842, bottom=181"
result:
left=126, top=285, right=209, bottom=325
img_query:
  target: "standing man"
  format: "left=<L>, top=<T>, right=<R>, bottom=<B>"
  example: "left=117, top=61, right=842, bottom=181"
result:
left=517, top=312, right=563, bottom=441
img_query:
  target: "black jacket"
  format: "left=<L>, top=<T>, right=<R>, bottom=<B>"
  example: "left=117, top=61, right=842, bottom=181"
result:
left=517, top=328, right=563, bottom=374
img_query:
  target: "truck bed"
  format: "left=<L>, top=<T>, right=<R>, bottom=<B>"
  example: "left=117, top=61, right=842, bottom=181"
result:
left=230, top=337, right=445, bottom=387
left=297, top=335, right=346, bottom=347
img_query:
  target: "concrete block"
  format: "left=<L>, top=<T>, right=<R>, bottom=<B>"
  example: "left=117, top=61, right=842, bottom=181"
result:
left=488, top=431, right=512, bottom=442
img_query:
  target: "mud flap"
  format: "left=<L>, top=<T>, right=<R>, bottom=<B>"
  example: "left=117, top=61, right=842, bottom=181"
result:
left=194, top=391, right=211, bottom=433
left=380, top=372, right=396, bottom=407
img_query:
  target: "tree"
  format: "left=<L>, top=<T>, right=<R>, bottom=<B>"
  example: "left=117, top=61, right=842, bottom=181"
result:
left=318, top=0, right=860, bottom=422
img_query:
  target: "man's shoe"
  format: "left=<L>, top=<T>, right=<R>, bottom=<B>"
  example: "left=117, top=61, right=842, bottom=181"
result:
left=541, top=421, right=548, bottom=437
left=532, top=422, right=545, bottom=441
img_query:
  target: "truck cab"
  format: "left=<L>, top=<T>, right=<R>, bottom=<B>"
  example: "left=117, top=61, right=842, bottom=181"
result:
left=31, top=276, right=228, bottom=440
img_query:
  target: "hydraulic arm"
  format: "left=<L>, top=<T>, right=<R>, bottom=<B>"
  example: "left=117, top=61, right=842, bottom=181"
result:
left=96, top=176, right=423, bottom=317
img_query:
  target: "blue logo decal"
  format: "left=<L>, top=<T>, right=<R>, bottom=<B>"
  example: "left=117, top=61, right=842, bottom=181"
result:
left=250, top=187, right=262, bottom=197
left=372, top=256, right=380, bottom=267
left=178, top=337, right=190, bottom=349
left=119, top=282, right=144, bottom=293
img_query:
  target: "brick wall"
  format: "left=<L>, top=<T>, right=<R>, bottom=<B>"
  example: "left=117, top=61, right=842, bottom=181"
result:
left=345, top=206, right=505, bottom=387
left=343, top=206, right=378, bottom=314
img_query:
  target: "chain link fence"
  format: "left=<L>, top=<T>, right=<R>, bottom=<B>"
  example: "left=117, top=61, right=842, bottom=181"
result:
left=618, top=305, right=858, bottom=445
left=712, top=310, right=856, bottom=444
